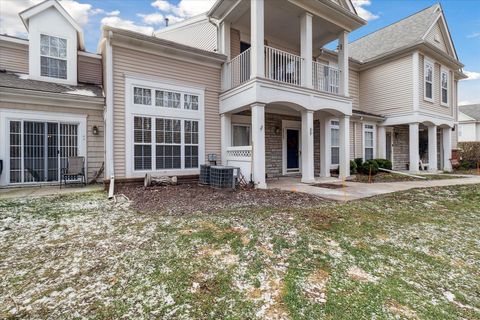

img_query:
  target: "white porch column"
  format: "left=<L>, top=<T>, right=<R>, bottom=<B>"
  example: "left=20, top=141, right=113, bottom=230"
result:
left=219, top=21, right=231, bottom=59
left=428, top=125, right=438, bottom=172
left=320, top=116, right=331, bottom=177
left=443, top=127, right=453, bottom=172
left=409, top=123, right=420, bottom=173
left=220, top=113, right=232, bottom=165
left=339, top=115, right=350, bottom=179
left=338, top=31, right=349, bottom=97
left=300, top=12, right=313, bottom=88
left=301, top=110, right=315, bottom=183
left=377, top=126, right=386, bottom=159
left=250, top=0, right=264, bottom=78
left=251, top=103, right=266, bottom=188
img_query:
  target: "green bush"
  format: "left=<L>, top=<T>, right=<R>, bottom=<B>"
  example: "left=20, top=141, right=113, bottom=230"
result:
left=354, top=158, right=363, bottom=168
left=350, top=160, right=357, bottom=174
left=359, top=159, right=379, bottom=175
left=374, top=158, right=393, bottom=170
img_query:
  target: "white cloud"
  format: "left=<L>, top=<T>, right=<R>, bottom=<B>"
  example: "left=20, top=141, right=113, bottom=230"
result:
left=467, top=32, right=480, bottom=39
left=352, top=0, right=379, bottom=21
left=150, top=0, right=215, bottom=25
left=106, top=10, right=120, bottom=17
left=0, top=0, right=97, bottom=36
left=151, top=0, right=173, bottom=12
left=463, top=71, right=480, bottom=81
left=101, top=16, right=154, bottom=35
left=459, top=101, right=475, bottom=106
left=138, top=12, right=165, bottom=25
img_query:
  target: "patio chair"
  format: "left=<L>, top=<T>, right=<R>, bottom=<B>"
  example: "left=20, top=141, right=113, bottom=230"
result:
left=60, top=156, right=86, bottom=188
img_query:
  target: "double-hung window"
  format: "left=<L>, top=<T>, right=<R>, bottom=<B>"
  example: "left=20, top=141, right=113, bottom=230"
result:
left=364, top=124, right=375, bottom=160
left=156, top=118, right=181, bottom=169
left=232, top=124, right=251, bottom=146
left=424, top=60, right=434, bottom=101
left=441, top=69, right=448, bottom=106
left=40, top=34, right=67, bottom=79
left=134, top=117, right=152, bottom=170
left=184, top=120, right=199, bottom=168
left=331, top=120, right=340, bottom=165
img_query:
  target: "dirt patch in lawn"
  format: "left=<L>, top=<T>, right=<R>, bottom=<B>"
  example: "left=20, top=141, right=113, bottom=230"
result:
left=117, top=184, right=328, bottom=214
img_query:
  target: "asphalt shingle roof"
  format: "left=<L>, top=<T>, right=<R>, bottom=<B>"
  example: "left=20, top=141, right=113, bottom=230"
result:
left=459, top=104, right=480, bottom=120
left=349, top=4, right=440, bottom=62
left=0, top=71, right=103, bottom=99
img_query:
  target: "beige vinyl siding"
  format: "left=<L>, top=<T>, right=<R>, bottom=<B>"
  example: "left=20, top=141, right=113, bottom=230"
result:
left=0, top=101, right=104, bottom=181
left=349, top=70, right=360, bottom=110
left=156, top=19, right=217, bottom=52
left=78, top=54, right=102, bottom=85
left=359, top=55, right=413, bottom=116
left=0, top=40, right=28, bottom=73
left=230, top=28, right=241, bottom=59
left=425, top=22, right=450, bottom=55
left=418, top=54, right=453, bottom=117
left=111, top=45, right=222, bottom=178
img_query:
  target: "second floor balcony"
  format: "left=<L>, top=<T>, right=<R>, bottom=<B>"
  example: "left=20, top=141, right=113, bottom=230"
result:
left=225, top=45, right=340, bottom=94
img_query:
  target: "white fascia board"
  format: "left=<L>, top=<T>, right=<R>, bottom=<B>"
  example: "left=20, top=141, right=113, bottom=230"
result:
left=381, top=111, right=454, bottom=127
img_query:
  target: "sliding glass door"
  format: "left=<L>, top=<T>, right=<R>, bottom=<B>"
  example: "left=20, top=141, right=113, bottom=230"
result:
left=9, top=120, right=79, bottom=184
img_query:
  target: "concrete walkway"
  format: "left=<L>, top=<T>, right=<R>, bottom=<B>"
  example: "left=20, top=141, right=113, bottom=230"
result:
left=268, top=175, right=480, bottom=201
left=0, top=185, right=103, bottom=200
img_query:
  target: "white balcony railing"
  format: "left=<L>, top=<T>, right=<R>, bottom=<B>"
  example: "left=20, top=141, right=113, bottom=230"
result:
left=265, top=45, right=302, bottom=86
left=312, top=61, right=340, bottom=94
left=225, top=46, right=341, bottom=95
left=225, top=48, right=251, bottom=89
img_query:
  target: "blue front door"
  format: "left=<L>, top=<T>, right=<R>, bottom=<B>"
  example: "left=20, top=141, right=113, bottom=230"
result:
left=286, top=129, right=299, bottom=170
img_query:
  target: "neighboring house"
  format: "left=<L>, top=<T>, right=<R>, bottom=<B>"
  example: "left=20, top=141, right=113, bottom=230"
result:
left=0, top=0, right=104, bottom=187
left=0, top=0, right=466, bottom=189
left=458, top=104, right=480, bottom=142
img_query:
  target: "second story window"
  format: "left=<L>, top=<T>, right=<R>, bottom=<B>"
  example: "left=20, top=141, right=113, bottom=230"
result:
left=40, top=34, right=67, bottom=79
left=424, top=60, right=434, bottom=101
left=441, top=69, right=448, bottom=106
left=134, top=87, right=151, bottom=105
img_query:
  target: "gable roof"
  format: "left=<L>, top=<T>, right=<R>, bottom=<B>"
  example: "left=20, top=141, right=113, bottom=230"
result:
left=459, top=104, right=480, bottom=121
left=349, top=4, right=457, bottom=63
left=19, top=0, right=85, bottom=50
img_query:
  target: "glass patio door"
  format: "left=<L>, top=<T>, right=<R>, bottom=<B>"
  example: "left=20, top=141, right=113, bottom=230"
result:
left=9, top=120, right=79, bottom=184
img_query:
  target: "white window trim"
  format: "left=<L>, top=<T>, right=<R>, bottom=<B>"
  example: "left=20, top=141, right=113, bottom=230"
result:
left=0, top=109, right=87, bottom=187
left=231, top=123, right=251, bottom=147
left=440, top=67, right=449, bottom=107
left=363, top=123, right=376, bottom=161
left=40, top=33, right=68, bottom=80
left=330, top=119, right=340, bottom=168
left=424, top=58, right=434, bottom=103
left=125, top=77, right=205, bottom=178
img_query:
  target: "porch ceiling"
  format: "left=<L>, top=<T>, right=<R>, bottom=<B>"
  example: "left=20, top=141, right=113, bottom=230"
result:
left=229, top=0, right=346, bottom=52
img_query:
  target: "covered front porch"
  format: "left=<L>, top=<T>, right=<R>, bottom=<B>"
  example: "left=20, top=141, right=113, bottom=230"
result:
left=221, top=103, right=351, bottom=189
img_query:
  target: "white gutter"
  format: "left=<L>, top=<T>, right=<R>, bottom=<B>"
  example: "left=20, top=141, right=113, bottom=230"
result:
left=105, top=30, right=115, bottom=197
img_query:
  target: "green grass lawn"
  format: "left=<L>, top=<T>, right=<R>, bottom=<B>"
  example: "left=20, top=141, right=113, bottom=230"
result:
left=1, top=185, right=480, bottom=319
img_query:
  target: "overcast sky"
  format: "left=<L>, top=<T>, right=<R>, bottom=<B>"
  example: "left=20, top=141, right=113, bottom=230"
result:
left=1, top=0, right=479, bottom=105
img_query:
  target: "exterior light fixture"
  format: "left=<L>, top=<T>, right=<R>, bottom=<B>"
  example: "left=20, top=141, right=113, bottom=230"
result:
left=92, top=125, right=99, bottom=136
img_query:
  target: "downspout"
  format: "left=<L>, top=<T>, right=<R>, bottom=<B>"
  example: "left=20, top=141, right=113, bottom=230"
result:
left=207, top=17, right=220, bottom=53
left=105, top=30, right=115, bottom=198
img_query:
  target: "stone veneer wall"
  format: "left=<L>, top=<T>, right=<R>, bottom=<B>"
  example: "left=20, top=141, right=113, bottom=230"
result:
left=392, top=125, right=409, bottom=170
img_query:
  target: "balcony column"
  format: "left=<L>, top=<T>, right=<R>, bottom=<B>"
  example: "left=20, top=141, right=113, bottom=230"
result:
left=251, top=103, right=266, bottom=188
left=409, top=123, right=420, bottom=173
left=301, top=110, right=315, bottom=183
left=443, top=127, right=453, bottom=172
left=338, top=31, right=349, bottom=97
left=320, top=116, right=331, bottom=177
left=250, top=0, right=264, bottom=78
left=377, top=126, right=387, bottom=159
left=300, top=12, right=313, bottom=88
left=428, top=125, right=438, bottom=172
left=339, top=115, right=350, bottom=179
left=220, top=113, right=232, bottom=165
left=219, top=21, right=231, bottom=59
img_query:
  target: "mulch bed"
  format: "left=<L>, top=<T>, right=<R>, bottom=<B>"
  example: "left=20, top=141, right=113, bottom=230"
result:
left=117, top=184, right=327, bottom=215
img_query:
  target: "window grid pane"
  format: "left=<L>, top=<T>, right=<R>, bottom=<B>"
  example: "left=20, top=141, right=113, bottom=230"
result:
left=40, top=34, right=67, bottom=79
left=184, top=120, right=199, bottom=168
left=134, top=87, right=152, bottom=105
left=133, top=117, right=152, bottom=170
left=156, top=118, right=181, bottom=169
left=184, top=94, right=199, bottom=110
left=155, top=90, right=181, bottom=108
